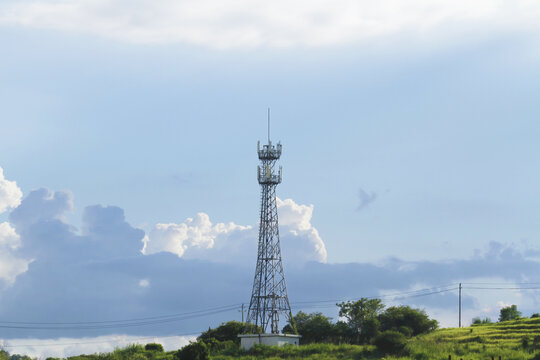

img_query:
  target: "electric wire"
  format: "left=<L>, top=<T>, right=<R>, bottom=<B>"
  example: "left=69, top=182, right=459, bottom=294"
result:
left=2, top=282, right=539, bottom=332
left=0, top=303, right=241, bottom=326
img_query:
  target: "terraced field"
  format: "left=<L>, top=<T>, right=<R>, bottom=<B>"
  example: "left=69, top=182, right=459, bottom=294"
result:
left=406, top=317, right=540, bottom=360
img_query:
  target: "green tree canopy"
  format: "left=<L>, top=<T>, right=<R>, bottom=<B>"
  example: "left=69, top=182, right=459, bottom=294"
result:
left=378, top=305, right=438, bottom=336
left=282, top=311, right=335, bottom=343
left=337, top=298, right=385, bottom=344
left=499, top=305, right=521, bottom=322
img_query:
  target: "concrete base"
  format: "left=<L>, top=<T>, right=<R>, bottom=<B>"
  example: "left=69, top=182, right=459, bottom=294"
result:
left=238, top=334, right=301, bottom=350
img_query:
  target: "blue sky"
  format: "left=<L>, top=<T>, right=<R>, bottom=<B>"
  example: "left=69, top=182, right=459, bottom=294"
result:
left=1, top=0, right=540, bottom=357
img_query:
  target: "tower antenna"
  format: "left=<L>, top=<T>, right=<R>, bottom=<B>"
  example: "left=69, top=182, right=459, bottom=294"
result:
left=267, top=108, right=270, bottom=143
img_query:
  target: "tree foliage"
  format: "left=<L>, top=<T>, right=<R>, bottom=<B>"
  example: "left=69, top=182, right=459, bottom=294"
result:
left=282, top=311, right=335, bottom=343
left=499, top=305, right=521, bottom=322
left=379, top=305, right=438, bottom=336
left=337, top=298, right=384, bottom=343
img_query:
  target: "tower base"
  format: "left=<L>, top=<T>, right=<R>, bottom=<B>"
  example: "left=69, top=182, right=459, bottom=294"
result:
left=238, top=334, right=301, bottom=350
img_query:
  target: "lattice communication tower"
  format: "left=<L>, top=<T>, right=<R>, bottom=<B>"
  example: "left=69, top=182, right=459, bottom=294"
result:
left=246, top=130, right=292, bottom=334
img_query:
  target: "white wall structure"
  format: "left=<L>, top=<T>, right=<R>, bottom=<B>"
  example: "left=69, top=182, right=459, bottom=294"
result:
left=238, top=334, right=301, bottom=350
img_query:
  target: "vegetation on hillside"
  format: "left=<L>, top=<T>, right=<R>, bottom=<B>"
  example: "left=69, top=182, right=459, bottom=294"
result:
left=30, top=317, right=540, bottom=360
left=6, top=301, right=540, bottom=359
left=282, top=298, right=437, bottom=347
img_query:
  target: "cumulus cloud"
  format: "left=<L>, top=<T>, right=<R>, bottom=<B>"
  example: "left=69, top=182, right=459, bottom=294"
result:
left=0, top=167, right=22, bottom=214
left=9, top=188, right=73, bottom=229
left=142, top=213, right=251, bottom=258
left=0, top=0, right=539, bottom=48
left=277, top=198, right=327, bottom=263
left=142, top=198, right=327, bottom=264
left=0, top=222, right=29, bottom=285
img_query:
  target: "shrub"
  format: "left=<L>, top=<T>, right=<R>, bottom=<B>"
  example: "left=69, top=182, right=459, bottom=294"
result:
left=198, top=321, right=260, bottom=345
left=373, top=330, right=408, bottom=355
left=472, top=317, right=492, bottom=325
left=532, top=313, right=540, bottom=318
left=522, top=336, right=529, bottom=349
left=145, top=343, right=164, bottom=352
left=175, top=341, right=209, bottom=360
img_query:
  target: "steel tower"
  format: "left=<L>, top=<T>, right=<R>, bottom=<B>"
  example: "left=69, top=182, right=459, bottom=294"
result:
left=246, top=134, right=292, bottom=334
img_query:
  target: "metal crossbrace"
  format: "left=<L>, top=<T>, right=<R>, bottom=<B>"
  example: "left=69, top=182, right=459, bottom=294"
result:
left=246, top=140, right=291, bottom=334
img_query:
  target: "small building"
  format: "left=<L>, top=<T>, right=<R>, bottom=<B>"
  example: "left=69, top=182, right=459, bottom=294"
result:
left=238, top=334, right=302, bottom=350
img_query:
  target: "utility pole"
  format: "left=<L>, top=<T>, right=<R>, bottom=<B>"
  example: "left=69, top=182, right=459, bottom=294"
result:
left=459, top=283, right=462, bottom=328
left=240, top=304, right=245, bottom=323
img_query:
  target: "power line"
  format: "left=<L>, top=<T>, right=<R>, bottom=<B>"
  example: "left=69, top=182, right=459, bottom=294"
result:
left=0, top=304, right=241, bottom=326
left=463, top=286, right=540, bottom=290
left=0, top=307, right=239, bottom=330
left=291, top=284, right=459, bottom=307
left=2, top=282, right=539, bottom=332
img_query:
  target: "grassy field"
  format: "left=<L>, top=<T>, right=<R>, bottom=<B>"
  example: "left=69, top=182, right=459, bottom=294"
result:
left=43, top=317, right=540, bottom=360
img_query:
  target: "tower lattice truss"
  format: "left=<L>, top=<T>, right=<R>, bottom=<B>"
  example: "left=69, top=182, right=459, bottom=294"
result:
left=246, top=139, right=291, bottom=334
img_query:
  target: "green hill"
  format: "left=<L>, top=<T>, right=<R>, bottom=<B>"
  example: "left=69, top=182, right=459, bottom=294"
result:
left=38, top=318, right=540, bottom=360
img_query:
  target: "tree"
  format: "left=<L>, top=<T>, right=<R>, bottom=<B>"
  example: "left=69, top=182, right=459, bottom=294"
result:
left=499, top=305, right=521, bottom=322
left=378, top=305, right=438, bottom=336
left=337, top=298, right=384, bottom=344
left=282, top=311, right=335, bottom=343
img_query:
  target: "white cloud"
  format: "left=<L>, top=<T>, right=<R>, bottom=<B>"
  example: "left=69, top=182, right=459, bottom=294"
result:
left=0, top=222, right=30, bottom=285
left=277, top=198, right=327, bottom=263
left=139, top=278, right=150, bottom=287
left=0, top=0, right=539, bottom=49
left=142, top=198, right=327, bottom=264
left=0, top=334, right=195, bottom=359
left=142, top=212, right=251, bottom=258
left=0, top=167, right=22, bottom=214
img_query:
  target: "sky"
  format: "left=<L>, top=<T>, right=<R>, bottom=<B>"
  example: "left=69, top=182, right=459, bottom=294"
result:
left=1, top=0, right=540, bottom=358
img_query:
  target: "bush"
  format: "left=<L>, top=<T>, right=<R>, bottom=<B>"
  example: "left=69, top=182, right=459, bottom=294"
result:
left=522, top=336, right=529, bottom=349
left=198, top=321, right=260, bottom=345
left=373, top=330, right=408, bottom=355
left=532, top=313, right=540, bottom=318
left=472, top=317, right=492, bottom=325
left=175, top=341, right=209, bottom=360
left=145, top=343, right=164, bottom=352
